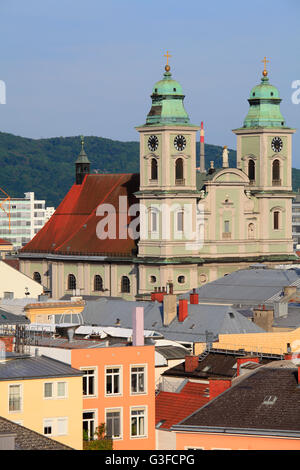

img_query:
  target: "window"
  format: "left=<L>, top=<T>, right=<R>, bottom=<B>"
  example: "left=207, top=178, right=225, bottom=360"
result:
left=131, top=366, right=146, bottom=394
left=263, top=395, right=277, bottom=405
left=248, top=223, right=255, bottom=239
left=224, top=220, right=230, bottom=233
left=9, top=385, right=22, bottom=412
left=68, top=274, right=76, bottom=290
left=94, top=275, right=103, bottom=291
left=272, top=159, right=280, bottom=184
left=121, top=276, right=130, bottom=293
left=178, top=275, right=185, bottom=284
left=83, top=411, right=96, bottom=441
left=175, top=158, right=184, bottom=183
left=44, top=383, right=53, bottom=398
left=57, top=382, right=67, bottom=398
left=248, top=159, right=255, bottom=181
left=131, top=408, right=146, bottom=438
left=33, top=271, right=41, bottom=284
left=150, top=275, right=156, bottom=284
left=177, top=211, right=184, bottom=232
left=151, top=211, right=158, bottom=233
left=106, top=367, right=121, bottom=395
left=57, top=418, right=68, bottom=435
left=82, top=369, right=96, bottom=397
left=43, top=419, right=53, bottom=436
left=274, top=211, right=279, bottom=230
left=106, top=410, right=121, bottom=439
left=151, top=158, right=158, bottom=180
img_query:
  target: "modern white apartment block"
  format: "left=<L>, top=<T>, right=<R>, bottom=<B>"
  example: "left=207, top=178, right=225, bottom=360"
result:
left=292, top=190, right=300, bottom=250
left=0, top=192, right=55, bottom=249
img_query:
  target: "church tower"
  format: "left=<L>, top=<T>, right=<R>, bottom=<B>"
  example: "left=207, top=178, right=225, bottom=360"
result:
left=75, top=136, right=90, bottom=185
left=135, top=54, right=200, bottom=293
left=233, top=58, right=296, bottom=256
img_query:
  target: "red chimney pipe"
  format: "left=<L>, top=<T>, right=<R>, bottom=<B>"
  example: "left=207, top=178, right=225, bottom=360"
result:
left=179, top=299, right=188, bottom=322
left=190, top=288, right=199, bottom=305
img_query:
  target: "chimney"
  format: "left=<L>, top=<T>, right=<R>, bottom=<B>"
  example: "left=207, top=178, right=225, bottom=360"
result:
left=190, top=288, right=199, bottom=305
left=163, top=294, right=177, bottom=326
left=178, top=299, right=188, bottom=322
left=199, top=121, right=206, bottom=173
left=283, top=286, right=297, bottom=298
left=185, top=355, right=199, bottom=373
left=132, top=307, right=144, bottom=346
left=236, top=356, right=259, bottom=376
left=253, top=306, right=274, bottom=332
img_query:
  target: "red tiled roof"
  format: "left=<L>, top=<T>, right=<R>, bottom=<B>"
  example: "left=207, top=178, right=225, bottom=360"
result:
left=0, top=238, right=12, bottom=245
left=2, top=259, right=19, bottom=270
left=20, top=173, right=140, bottom=256
left=155, top=382, right=209, bottom=429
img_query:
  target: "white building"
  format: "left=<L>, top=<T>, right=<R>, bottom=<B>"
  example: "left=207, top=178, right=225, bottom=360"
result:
left=0, top=192, right=55, bottom=249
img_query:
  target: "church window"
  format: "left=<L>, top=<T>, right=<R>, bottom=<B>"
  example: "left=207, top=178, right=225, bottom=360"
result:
left=224, top=220, right=230, bottom=233
left=151, top=158, right=158, bottom=180
left=94, top=275, right=103, bottom=291
left=151, top=211, right=158, bottom=233
left=33, top=272, right=41, bottom=284
left=270, top=92, right=274, bottom=96
left=150, top=276, right=156, bottom=284
left=121, top=276, right=130, bottom=293
left=248, top=223, right=255, bottom=239
left=272, top=159, right=280, bottom=184
left=68, top=274, right=76, bottom=290
left=178, top=275, right=185, bottom=284
left=248, top=159, right=255, bottom=181
left=177, top=211, right=184, bottom=232
left=173, top=88, right=176, bottom=92
left=175, top=158, right=184, bottom=184
left=273, top=211, right=280, bottom=230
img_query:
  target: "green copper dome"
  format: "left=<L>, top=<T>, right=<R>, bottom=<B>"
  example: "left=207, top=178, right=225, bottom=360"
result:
left=243, top=73, right=286, bottom=128
left=145, top=67, right=191, bottom=126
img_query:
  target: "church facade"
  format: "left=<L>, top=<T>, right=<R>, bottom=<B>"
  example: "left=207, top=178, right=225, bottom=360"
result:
left=19, top=60, right=297, bottom=300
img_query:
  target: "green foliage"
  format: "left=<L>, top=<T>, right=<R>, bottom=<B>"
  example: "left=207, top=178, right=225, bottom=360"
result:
left=83, top=423, right=113, bottom=451
left=0, top=132, right=299, bottom=208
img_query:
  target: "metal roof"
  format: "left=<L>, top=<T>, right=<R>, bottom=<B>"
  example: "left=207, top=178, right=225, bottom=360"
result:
left=184, top=267, right=300, bottom=305
left=0, top=309, right=30, bottom=325
left=80, top=298, right=264, bottom=343
left=0, top=355, right=83, bottom=380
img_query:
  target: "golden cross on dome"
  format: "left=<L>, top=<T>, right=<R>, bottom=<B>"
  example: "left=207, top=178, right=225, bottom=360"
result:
left=262, top=56, right=270, bottom=76
left=164, top=50, right=171, bottom=65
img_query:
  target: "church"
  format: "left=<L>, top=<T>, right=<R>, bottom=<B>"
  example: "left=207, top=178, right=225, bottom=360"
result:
left=19, top=57, right=297, bottom=300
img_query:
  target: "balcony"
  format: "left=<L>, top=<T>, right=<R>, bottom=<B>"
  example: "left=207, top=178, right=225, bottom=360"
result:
left=272, top=179, right=281, bottom=186
left=175, top=178, right=185, bottom=186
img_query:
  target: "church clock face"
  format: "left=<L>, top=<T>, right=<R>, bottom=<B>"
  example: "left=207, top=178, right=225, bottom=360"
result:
left=271, top=136, right=283, bottom=153
left=148, top=135, right=158, bottom=152
left=174, top=135, right=186, bottom=151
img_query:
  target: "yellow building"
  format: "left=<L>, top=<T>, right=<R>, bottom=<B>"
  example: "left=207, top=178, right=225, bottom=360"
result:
left=24, top=300, right=85, bottom=323
left=211, top=327, right=300, bottom=356
left=0, top=353, right=83, bottom=449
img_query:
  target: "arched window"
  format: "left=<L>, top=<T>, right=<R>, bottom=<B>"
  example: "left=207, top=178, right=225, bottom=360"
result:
left=151, top=158, right=158, bottom=180
left=94, top=275, right=103, bottom=291
left=248, top=159, right=255, bottom=181
left=121, top=276, right=130, bottom=293
left=273, top=211, right=280, bottom=230
left=33, top=272, right=41, bottom=284
left=177, top=211, right=184, bottom=232
left=151, top=211, right=158, bottom=233
left=248, top=223, right=255, bottom=239
left=175, top=158, right=184, bottom=184
left=68, top=274, right=76, bottom=290
left=272, top=159, right=280, bottom=184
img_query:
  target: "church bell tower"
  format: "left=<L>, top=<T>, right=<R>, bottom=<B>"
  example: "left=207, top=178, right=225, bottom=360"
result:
left=75, top=135, right=90, bottom=185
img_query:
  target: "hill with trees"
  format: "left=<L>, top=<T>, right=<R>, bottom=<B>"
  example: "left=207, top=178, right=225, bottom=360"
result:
left=0, top=132, right=299, bottom=207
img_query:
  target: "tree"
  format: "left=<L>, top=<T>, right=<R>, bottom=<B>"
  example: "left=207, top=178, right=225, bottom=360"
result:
left=83, top=423, right=113, bottom=451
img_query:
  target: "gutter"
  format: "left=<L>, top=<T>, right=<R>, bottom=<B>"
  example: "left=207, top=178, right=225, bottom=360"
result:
left=170, top=425, right=300, bottom=439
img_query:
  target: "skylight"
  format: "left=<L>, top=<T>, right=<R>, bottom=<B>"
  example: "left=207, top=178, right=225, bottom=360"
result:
left=262, top=395, right=277, bottom=405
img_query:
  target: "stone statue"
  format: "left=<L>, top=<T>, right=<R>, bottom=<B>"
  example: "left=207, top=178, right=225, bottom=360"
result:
left=222, top=146, right=229, bottom=168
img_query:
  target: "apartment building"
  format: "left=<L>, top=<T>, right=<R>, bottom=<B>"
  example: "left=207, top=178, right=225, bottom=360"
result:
left=0, top=354, right=83, bottom=449
left=0, top=192, right=54, bottom=249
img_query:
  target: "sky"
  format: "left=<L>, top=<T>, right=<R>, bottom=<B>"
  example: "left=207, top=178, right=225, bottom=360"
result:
left=1, top=0, right=300, bottom=165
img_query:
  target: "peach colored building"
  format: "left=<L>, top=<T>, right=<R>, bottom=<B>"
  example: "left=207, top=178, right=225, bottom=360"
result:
left=71, top=343, right=156, bottom=450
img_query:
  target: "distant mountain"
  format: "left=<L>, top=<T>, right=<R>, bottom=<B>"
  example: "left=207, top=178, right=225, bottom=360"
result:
left=0, top=132, right=299, bottom=207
